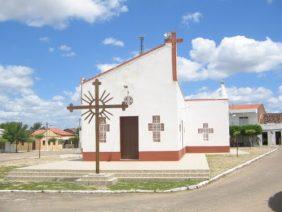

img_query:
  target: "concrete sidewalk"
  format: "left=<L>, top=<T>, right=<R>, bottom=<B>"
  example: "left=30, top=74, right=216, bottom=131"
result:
left=20, top=154, right=209, bottom=171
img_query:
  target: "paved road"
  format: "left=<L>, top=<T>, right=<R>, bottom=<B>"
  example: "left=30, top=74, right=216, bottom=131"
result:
left=0, top=149, right=281, bottom=212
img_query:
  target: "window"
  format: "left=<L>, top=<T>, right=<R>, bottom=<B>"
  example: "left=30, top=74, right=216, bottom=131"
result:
left=239, top=117, right=249, bottom=126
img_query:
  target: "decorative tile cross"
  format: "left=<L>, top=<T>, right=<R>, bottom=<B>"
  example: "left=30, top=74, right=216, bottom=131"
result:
left=148, top=115, right=164, bottom=142
left=99, top=117, right=110, bottom=143
left=198, top=123, right=214, bottom=141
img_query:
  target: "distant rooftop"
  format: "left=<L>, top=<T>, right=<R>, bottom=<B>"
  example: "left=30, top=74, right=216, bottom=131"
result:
left=32, top=128, right=74, bottom=137
left=229, top=104, right=262, bottom=110
left=261, top=113, right=282, bottom=124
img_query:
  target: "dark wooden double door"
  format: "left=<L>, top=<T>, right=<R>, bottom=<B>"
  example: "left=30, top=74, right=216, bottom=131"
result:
left=120, top=116, right=139, bottom=159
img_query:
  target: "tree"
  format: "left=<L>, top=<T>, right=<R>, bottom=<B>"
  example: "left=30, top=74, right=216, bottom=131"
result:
left=230, top=126, right=241, bottom=143
left=241, top=125, right=263, bottom=147
left=230, top=125, right=263, bottom=147
left=0, top=135, right=7, bottom=152
left=0, top=130, right=7, bottom=143
left=0, top=122, right=30, bottom=153
left=69, top=128, right=80, bottom=148
left=230, top=125, right=242, bottom=157
left=30, top=122, right=43, bottom=133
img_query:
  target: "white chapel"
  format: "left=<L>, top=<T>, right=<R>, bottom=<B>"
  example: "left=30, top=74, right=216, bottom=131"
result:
left=79, top=32, right=230, bottom=161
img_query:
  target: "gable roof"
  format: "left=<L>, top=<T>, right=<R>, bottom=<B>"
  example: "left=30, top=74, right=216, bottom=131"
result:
left=83, top=44, right=166, bottom=84
left=261, top=113, right=282, bottom=124
left=229, top=104, right=262, bottom=110
left=32, top=128, right=74, bottom=137
left=64, top=128, right=77, bottom=134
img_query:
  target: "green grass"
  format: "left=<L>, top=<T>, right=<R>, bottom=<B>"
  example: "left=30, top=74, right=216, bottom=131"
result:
left=0, top=166, right=202, bottom=191
left=0, top=166, right=97, bottom=190
left=0, top=166, right=18, bottom=181
left=109, top=179, right=202, bottom=191
left=0, top=180, right=202, bottom=191
left=0, top=181, right=97, bottom=190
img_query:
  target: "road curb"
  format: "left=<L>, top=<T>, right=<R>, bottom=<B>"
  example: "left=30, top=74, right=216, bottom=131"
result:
left=0, top=148, right=278, bottom=194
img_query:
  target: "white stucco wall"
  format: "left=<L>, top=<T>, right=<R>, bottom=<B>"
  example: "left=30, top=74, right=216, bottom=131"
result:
left=176, top=84, right=186, bottom=150
left=261, top=123, right=282, bottom=145
left=81, top=44, right=181, bottom=152
left=229, top=110, right=258, bottom=125
left=185, top=100, right=230, bottom=147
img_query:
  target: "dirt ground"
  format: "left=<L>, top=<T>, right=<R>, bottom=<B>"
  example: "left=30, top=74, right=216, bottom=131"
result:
left=0, top=149, right=81, bottom=167
left=207, top=146, right=278, bottom=177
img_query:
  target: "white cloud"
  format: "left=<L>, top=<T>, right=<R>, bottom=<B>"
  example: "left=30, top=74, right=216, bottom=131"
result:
left=278, top=85, right=282, bottom=94
left=59, top=44, right=76, bottom=57
left=178, top=36, right=282, bottom=81
left=182, top=12, right=203, bottom=26
left=96, top=63, right=118, bottom=72
left=102, top=37, right=124, bottom=47
left=48, top=47, right=55, bottom=53
left=112, top=57, right=122, bottom=62
left=63, top=52, right=76, bottom=57
left=0, top=0, right=128, bottom=29
left=266, top=0, right=273, bottom=4
left=0, top=65, right=80, bottom=128
left=39, top=36, right=50, bottom=43
left=186, top=85, right=282, bottom=112
left=59, top=45, right=72, bottom=52
left=52, top=95, right=65, bottom=101
left=64, top=86, right=81, bottom=102
left=0, top=65, right=34, bottom=91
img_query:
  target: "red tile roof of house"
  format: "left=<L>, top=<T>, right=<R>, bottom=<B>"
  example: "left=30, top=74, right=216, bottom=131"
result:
left=32, top=128, right=74, bottom=137
left=229, top=104, right=262, bottom=110
left=261, top=113, right=282, bottom=124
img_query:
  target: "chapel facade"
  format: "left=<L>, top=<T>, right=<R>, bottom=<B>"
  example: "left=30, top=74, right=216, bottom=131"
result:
left=80, top=32, right=230, bottom=161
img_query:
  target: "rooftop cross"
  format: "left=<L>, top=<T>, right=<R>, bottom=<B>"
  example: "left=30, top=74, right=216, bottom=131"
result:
left=164, top=32, right=183, bottom=81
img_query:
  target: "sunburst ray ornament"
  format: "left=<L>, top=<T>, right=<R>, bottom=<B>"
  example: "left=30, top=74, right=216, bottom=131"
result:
left=81, top=90, right=114, bottom=123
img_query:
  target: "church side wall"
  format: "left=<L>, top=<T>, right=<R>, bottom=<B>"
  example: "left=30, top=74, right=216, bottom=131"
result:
left=175, top=83, right=187, bottom=151
left=81, top=44, right=181, bottom=160
left=185, top=100, right=230, bottom=153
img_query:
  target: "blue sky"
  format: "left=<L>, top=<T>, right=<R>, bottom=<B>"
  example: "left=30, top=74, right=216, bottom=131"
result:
left=0, top=0, right=281, bottom=128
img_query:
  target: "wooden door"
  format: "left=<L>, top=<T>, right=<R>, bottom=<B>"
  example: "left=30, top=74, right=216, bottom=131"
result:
left=262, top=132, right=268, bottom=145
left=275, top=132, right=281, bottom=145
left=120, top=116, right=139, bottom=159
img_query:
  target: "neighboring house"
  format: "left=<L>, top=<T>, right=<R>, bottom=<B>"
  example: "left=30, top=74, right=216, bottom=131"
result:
left=32, top=128, right=75, bottom=151
left=64, top=128, right=77, bottom=134
left=260, top=113, right=282, bottom=145
left=79, top=32, right=230, bottom=161
left=229, top=104, right=282, bottom=146
left=229, top=104, right=266, bottom=126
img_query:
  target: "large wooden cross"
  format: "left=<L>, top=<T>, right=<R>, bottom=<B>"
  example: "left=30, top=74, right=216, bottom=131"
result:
left=67, top=79, right=128, bottom=174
